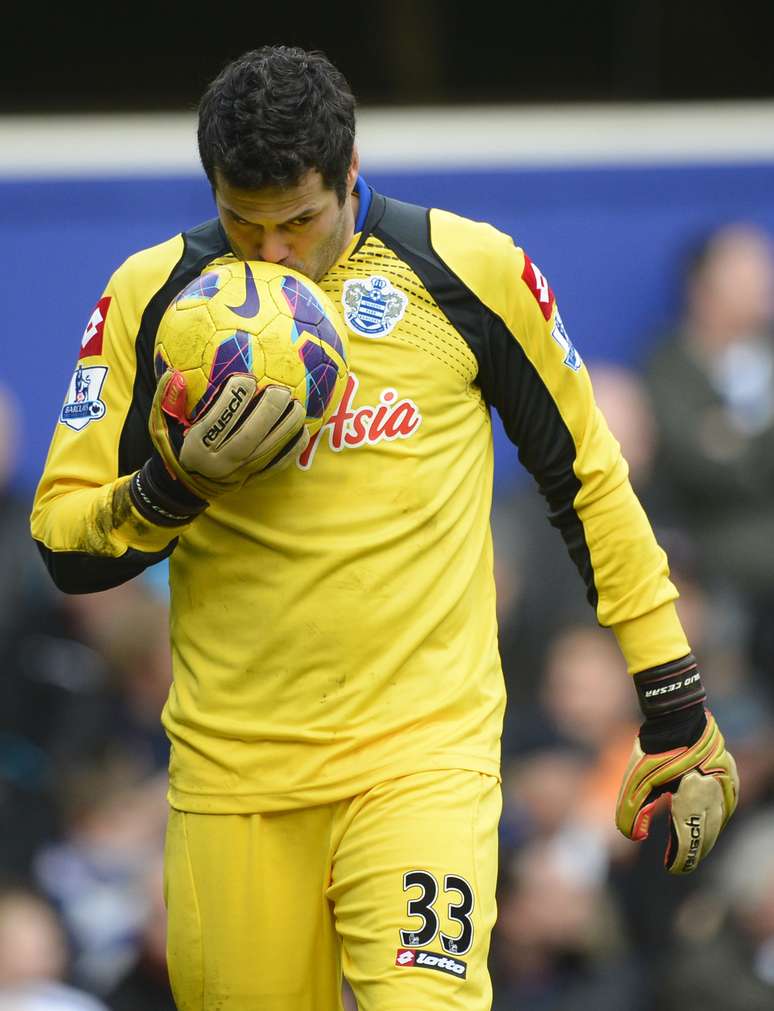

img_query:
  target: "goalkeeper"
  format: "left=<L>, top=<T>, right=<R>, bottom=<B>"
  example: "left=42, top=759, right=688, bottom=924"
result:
left=30, top=44, right=738, bottom=1011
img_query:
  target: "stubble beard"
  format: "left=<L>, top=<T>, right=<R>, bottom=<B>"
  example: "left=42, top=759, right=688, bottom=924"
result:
left=302, top=202, right=353, bottom=282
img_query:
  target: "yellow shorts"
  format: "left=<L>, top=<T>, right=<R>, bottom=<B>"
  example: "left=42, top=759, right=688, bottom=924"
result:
left=164, top=769, right=501, bottom=1011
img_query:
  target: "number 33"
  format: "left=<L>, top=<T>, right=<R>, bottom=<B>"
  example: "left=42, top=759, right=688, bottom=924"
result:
left=400, top=870, right=475, bottom=955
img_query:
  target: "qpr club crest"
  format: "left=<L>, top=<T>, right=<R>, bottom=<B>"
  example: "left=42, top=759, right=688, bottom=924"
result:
left=60, top=364, right=108, bottom=431
left=342, top=275, right=408, bottom=338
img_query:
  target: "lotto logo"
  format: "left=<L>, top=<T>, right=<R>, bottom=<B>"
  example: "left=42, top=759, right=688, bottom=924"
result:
left=79, top=296, right=111, bottom=359
left=394, top=948, right=467, bottom=978
left=521, top=254, right=555, bottom=321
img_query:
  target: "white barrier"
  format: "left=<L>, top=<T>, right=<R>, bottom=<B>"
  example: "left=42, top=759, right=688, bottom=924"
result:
left=2, top=101, right=774, bottom=178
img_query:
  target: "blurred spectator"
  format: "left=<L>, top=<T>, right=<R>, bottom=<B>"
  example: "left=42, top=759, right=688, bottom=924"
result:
left=0, top=887, right=69, bottom=987
left=0, top=984, right=109, bottom=1011
left=502, top=625, right=640, bottom=889
left=0, top=390, right=170, bottom=882
left=0, top=887, right=109, bottom=1009
left=60, top=586, right=172, bottom=771
left=0, top=384, right=56, bottom=656
left=0, top=385, right=64, bottom=878
left=33, top=760, right=168, bottom=994
left=503, top=623, right=638, bottom=765
left=500, top=745, right=592, bottom=852
left=104, top=856, right=174, bottom=1011
left=491, top=842, right=643, bottom=1011
left=655, top=809, right=774, bottom=1010
left=2, top=578, right=171, bottom=882
left=538, top=625, right=638, bottom=753
left=642, top=222, right=774, bottom=694
left=0, top=384, right=174, bottom=1001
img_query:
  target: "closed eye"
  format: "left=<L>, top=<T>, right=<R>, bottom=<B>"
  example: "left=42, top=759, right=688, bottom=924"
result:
left=226, top=209, right=318, bottom=228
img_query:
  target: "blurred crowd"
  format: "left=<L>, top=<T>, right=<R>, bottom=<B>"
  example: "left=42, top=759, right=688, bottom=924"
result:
left=491, top=220, right=774, bottom=1011
left=1, top=220, right=774, bottom=1009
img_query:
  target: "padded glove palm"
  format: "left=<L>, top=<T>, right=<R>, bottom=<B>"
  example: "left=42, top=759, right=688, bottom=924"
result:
left=616, top=709, right=739, bottom=874
left=129, top=370, right=308, bottom=526
left=150, top=369, right=308, bottom=499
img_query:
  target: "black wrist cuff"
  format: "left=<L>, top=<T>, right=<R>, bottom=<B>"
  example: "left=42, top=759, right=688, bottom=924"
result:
left=633, top=653, right=706, bottom=719
left=129, top=455, right=208, bottom=527
left=639, top=702, right=707, bottom=754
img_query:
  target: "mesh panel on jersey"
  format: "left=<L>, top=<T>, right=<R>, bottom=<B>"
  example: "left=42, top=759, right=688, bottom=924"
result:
left=322, top=238, right=479, bottom=386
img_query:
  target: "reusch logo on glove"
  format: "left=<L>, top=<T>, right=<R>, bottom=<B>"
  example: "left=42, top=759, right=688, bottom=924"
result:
left=394, top=948, right=467, bottom=978
left=202, top=384, right=251, bottom=446
left=684, top=815, right=703, bottom=871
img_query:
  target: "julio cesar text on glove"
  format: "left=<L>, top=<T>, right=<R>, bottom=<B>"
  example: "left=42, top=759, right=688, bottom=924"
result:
left=615, top=654, right=739, bottom=874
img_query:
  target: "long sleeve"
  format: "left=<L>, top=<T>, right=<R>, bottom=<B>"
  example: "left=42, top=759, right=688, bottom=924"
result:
left=426, top=209, right=690, bottom=673
left=31, top=235, right=192, bottom=593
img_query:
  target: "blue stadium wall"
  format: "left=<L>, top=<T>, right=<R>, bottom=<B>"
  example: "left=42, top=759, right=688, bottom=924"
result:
left=3, top=162, right=774, bottom=493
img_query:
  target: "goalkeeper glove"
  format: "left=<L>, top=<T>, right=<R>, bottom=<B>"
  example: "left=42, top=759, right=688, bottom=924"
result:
left=615, top=654, right=739, bottom=874
left=129, top=369, right=308, bottom=526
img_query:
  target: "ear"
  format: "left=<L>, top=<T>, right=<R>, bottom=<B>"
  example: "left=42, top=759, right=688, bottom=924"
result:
left=348, top=146, right=360, bottom=190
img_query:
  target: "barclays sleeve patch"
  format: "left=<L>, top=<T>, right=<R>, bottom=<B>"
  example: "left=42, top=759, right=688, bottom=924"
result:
left=551, top=310, right=582, bottom=371
left=59, top=364, right=108, bottom=431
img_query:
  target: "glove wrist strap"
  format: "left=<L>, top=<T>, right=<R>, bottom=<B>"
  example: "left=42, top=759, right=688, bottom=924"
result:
left=639, top=701, right=707, bottom=753
left=129, top=454, right=209, bottom=527
left=633, top=653, right=706, bottom=719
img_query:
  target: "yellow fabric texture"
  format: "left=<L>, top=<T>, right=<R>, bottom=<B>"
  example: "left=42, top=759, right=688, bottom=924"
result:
left=163, top=235, right=504, bottom=812
left=164, top=769, right=500, bottom=1011
left=32, top=206, right=690, bottom=816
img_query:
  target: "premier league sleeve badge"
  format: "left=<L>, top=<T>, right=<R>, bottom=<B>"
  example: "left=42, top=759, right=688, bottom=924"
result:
left=59, top=363, right=108, bottom=431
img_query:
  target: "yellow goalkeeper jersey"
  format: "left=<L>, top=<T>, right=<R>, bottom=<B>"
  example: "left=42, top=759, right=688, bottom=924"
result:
left=31, top=184, right=689, bottom=813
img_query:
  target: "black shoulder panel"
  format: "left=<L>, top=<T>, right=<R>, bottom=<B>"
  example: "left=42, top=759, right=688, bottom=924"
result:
left=117, top=218, right=230, bottom=476
left=373, top=196, right=596, bottom=608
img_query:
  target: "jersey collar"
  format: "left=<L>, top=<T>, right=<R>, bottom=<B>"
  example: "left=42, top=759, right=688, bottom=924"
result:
left=353, top=174, right=372, bottom=235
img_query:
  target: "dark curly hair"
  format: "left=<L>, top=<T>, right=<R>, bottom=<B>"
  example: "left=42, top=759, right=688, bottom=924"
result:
left=198, top=46, right=356, bottom=204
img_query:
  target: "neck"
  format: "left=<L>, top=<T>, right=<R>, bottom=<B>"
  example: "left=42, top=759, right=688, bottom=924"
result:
left=337, top=187, right=360, bottom=261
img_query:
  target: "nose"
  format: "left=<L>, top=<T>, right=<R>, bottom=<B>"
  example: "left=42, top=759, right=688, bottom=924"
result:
left=257, top=232, right=291, bottom=264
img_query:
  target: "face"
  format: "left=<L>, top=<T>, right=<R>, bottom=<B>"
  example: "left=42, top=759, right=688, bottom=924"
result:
left=691, top=226, right=774, bottom=341
left=214, top=155, right=359, bottom=283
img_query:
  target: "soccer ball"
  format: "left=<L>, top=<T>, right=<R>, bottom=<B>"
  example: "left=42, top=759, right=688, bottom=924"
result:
left=154, top=260, right=350, bottom=438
